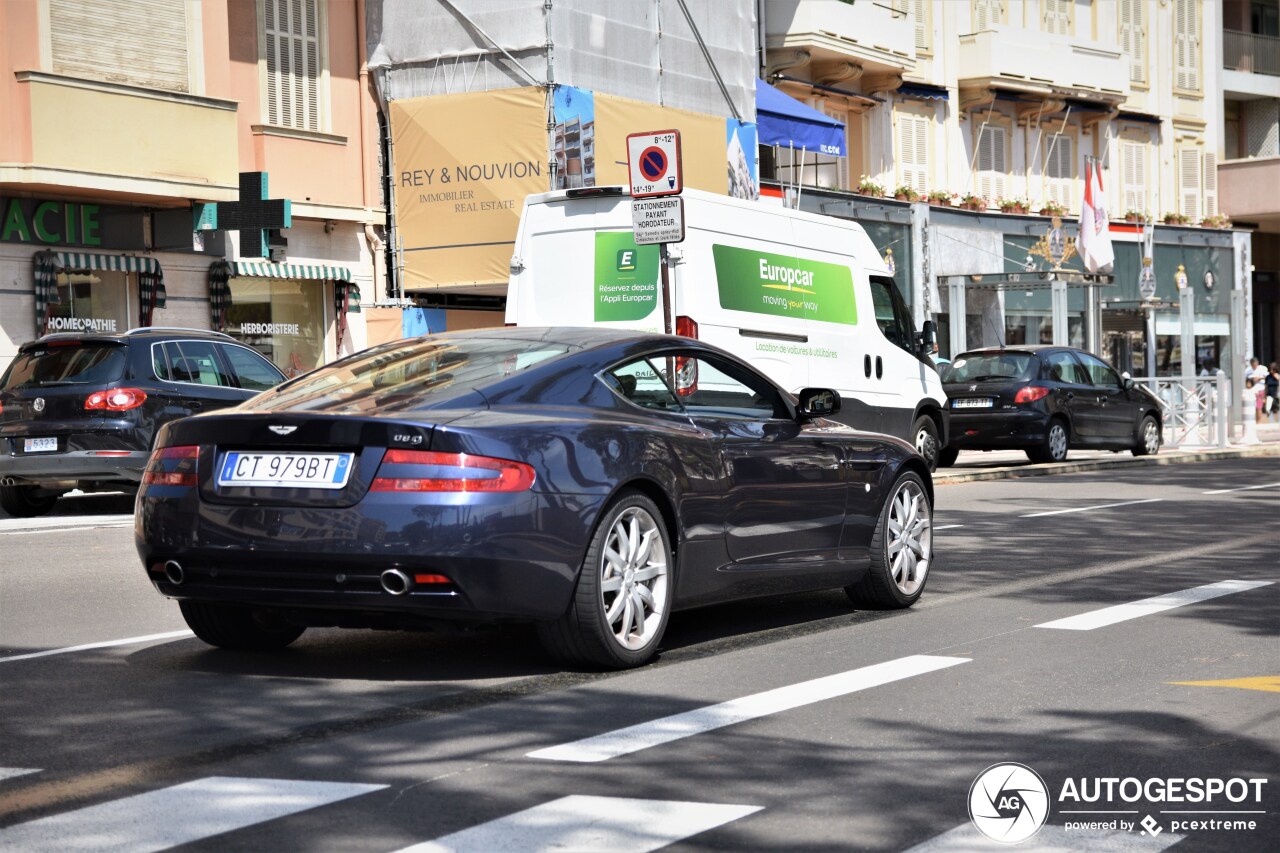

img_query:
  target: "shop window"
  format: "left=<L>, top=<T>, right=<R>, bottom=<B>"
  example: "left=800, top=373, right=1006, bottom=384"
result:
left=47, top=271, right=132, bottom=335
left=226, top=277, right=327, bottom=377
left=262, top=0, right=327, bottom=132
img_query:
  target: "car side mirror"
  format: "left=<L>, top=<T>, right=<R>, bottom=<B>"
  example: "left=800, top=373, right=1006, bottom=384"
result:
left=1121, top=371, right=1134, bottom=390
left=797, top=387, right=840, bottom=419
left=917, top=319, right=937, bottom=358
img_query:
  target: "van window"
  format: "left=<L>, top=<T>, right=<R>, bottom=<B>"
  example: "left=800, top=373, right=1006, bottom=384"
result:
left=869, top=276, right=915, bottom=353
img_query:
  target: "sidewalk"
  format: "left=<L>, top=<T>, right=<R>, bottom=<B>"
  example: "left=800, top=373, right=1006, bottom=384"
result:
left=934, top=422, right=1280, bottom=485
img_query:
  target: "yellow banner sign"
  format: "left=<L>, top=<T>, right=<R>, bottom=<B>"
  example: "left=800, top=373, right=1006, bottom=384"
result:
left=391, top=88, right=548, bottom=290
left=592, top=92, right=727, bottom=195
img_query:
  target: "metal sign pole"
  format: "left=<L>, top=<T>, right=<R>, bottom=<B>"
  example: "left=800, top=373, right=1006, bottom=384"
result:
left=660, top=242, right=673, bottom=335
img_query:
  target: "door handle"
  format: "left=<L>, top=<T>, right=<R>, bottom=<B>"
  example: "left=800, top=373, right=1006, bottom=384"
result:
left=1064, top=391, right=1074, bottom=400
left=875, top=356, right=883, bottom=379
left=184, top=400, right=204, bottom=411
left=864, top=355, right=872, bottom=378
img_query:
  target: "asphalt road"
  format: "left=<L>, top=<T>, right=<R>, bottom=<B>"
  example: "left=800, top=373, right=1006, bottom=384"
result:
left=0, top=457, right=1277, bottom=852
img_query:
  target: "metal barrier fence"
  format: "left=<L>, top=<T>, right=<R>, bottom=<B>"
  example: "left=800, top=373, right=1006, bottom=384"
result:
left=1129, top=374, right=1231, bottom=449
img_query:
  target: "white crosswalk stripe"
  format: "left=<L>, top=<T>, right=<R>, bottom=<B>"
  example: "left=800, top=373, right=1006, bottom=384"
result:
left=902, top=822, right=1183, bottom=852
left=528, top=654, right=970, bottom=763
left=0, top=776, right=386, bottom=853
left=0, top=769, right=39, bottom=782
left=397, top=795, right=762, bottom=853
left=1035, top=580, right=1274, bottom=631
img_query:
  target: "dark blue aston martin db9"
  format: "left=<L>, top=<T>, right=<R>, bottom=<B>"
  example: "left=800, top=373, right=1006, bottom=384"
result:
left=136, top=328, right=934, bottom=669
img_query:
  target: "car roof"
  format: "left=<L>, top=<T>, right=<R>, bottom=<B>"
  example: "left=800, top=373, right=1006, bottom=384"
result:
left=954, top=345, right=1074, bottom=357
left=22, top=327, right=237, bottom=350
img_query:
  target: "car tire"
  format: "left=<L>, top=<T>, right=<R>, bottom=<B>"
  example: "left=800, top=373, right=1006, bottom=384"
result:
left=1027, top=418, right=1069, bottom=464
left=178, top=601, right=305, bottom=650
left=846, top=470, right=932, bottom=610
left=912, top=416, right=940, bottom=472
left=936, top=446, right=959, bottom=468
left=0, top=485, right=59, bottom=518
left=1132, top=414, right=1161, bottom=457
left=537, top=490, right=673, bottom=669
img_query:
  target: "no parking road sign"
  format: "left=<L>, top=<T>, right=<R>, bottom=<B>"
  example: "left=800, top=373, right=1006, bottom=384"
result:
left=627, top=130, right=682, bottom=198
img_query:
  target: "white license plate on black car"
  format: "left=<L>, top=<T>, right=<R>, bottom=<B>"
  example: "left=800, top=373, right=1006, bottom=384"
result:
left=24, top=437, right=58, bottom=453
left=953, top=398, right=993, bottom=409
left=217, top=452, right=354, bottom=489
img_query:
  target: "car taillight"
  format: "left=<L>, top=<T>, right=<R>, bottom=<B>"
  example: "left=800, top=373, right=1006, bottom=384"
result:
left=370, top=450, right=535, bottom=492
left=1014, top=386, right=1051, bottom=404
left=142, top=445, right=200, bottom=487
left=675, top=315, right=698, bottom=339
left=85, top=388, right=147, bottom=411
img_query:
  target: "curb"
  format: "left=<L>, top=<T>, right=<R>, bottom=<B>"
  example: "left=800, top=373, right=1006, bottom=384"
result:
left=933, top=442, right=1280, bottom=485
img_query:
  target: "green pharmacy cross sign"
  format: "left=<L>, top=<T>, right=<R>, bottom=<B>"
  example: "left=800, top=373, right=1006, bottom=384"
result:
left=193, top=172, right=292, bottom=259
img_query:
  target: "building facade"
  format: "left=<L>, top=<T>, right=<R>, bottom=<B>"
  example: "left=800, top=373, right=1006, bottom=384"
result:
left=0, top=0, right=385, bottom=378
left=761, top=0, right=1250, bottom=383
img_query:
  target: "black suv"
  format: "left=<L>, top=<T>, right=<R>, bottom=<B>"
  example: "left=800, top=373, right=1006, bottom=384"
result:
left=0, top=328, right=286, bottom=517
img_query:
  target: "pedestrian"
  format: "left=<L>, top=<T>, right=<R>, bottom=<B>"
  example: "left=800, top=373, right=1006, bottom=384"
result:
left=1248, top=357, right=1268, bottom=384
left=1245, top=376, right=1265, bottom=423
left=1267, top=362, right=1280, bottom=422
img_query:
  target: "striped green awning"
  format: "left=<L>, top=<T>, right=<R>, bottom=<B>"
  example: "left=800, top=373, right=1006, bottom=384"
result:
left=232, top=261, right=352, bottom=281
left=57, top=252, right=162, bottom=275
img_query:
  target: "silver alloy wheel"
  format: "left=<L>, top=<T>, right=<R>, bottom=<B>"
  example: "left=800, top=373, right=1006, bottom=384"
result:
left=1142, top=419, right=1160, bottom=454
left=599, top=506, right=669, bottom=651
left=1048, top=422, right=1068, bottom=460
left=886, top=479, right=931, bottom=596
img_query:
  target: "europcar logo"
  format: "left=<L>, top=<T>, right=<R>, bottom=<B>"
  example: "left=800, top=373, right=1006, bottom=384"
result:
left=616, top=249, right=636, bottom=271
left=969, top=763, right=1051, bottom=843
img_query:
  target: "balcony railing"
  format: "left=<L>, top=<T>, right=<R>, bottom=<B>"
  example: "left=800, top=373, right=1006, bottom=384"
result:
left=1224, top=29, right=1280, bottom=77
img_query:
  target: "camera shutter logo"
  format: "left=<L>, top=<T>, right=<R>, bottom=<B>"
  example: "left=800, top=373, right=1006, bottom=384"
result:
left=969, top=762, right=1050, bottom=843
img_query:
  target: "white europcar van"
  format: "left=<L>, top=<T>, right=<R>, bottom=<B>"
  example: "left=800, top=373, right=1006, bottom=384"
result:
left=504, top=186, right=948, bottom=468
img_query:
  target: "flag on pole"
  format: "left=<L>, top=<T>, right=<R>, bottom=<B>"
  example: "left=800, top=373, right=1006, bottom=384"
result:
left=1079, top=158, right=1114, bottom=273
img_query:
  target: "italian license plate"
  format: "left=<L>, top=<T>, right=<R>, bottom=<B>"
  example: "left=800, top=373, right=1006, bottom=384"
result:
left=217, top=451, right=354, bottom=489
left=24, top=437, right=58, bottom=453
left=953, top=398, right=993, bottom=409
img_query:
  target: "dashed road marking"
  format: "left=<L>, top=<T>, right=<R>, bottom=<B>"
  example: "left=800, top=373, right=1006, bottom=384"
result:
left=0, top=776, right=386, bottom=852
left=527, top=655, right=969, bottom=763
left=1035, top=580, right=1274, bottom=631
left=1020, top=498, right=1162, bottom=518
left=1203, top=481, right=1280, bottom=495
left=1171, top=676, right=1280, bottom=693
left=397, top=795, right=762, bottom=853
left=0, top=631, right=194, bottom=664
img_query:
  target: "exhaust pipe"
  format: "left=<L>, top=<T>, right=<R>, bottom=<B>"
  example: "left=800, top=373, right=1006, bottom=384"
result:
left=164, top=560, right=185, bottom=585
left=380, top=568, right=413, bottom=596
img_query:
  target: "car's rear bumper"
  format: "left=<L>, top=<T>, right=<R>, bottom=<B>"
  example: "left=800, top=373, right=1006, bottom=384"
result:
left=946, top=409, right=1048, bottom=449
left=135, top=490, right=600, bottom=625
left=0, top=449, right=148, bottom=487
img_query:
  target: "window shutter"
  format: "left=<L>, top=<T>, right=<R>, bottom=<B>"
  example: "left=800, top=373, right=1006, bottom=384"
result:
left=1203, top=151, right=1218, bottom=217
left=265, top=0, right=321, bottom=131
left=1120, top=0, right=1146, bottom=83
left=899, top=114, right=929, bottom=194
left=1044, top=136, right=1073, bottom=210
left=1175, top=0, right=1200, bottom=90
left=912, top=0, right=930, bottom=51
left=1044, top=0, right=1072, bottom=35
left=1122, top=141, right=1147, bottom=214
left=1179, top=148, right=1202, bottom=219
left=973, top=0, right=1002, bottom=31
left=49, top=0, right=189, bottom=92
left=976, top=125, right=1006, bottom=201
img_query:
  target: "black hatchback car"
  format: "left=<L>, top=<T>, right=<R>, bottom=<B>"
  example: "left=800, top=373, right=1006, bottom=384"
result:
left=939, top=345, right=1164, bottom=466
left=0, top=328, right=286, bottom=517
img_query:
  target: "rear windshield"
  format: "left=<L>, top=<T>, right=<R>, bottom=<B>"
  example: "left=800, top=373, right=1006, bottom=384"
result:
left=249, top=336, right=572, bottom=413
left=1, top=344, right=127, bottom=391
left=944, top=352, right=1037, bottom=383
